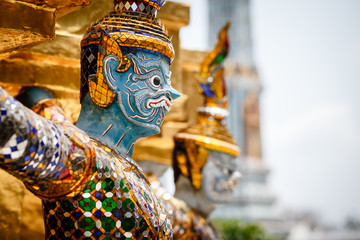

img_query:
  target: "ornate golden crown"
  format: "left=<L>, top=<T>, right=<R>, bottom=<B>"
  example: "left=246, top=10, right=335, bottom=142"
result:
left=82, top=0, right=174, bottom=61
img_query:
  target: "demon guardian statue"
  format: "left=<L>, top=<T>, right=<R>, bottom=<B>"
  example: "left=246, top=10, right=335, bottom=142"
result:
left=0, top=0, right=179, bottom=239
left=171, top=23, right=242, bottom=239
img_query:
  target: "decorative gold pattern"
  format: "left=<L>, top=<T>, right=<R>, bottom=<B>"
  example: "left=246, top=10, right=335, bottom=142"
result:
left=81, top=28, right=131, bottom=107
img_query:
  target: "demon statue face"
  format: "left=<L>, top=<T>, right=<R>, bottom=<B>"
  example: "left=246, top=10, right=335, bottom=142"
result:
left=202, top=151, right=241, bottom=202
left=77, top=0, right=178, bottom=154
left=78, top=9, right=179, bottom=147
left=103, top=52, right=179, bottom=134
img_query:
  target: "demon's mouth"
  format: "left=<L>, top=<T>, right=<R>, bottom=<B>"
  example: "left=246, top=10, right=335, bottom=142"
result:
left=146, top=96, right=173, bottom=111
left=215, top=171, right=242, bottom=191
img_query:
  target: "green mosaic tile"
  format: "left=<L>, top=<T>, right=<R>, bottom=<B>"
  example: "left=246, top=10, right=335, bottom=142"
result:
left=120, top=178, right=129, bottom=192
left=103, top=198, right=116, bottom=211
left=102, top=217, right=116, bottom=232
left=80, top=217, right=95, bottom=231
left=122, top=218, right=135, bottom=232
left=102, top=178, right=115, bottom=192
left=122, top=198, right=135, bottom=210
left=79, top=198, right=95, bottom=211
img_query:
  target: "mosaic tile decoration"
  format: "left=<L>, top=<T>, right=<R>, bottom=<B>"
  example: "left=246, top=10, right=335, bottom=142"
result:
left=80, top=44, right=100, bottom=105
left=42, top=140, right=172, bottom=239
left=114, top=1, right=157, bottom=16
left=81, top=28, right=133, bottom=107
left=0, top=89, right=173, bottom=239
left=167, top=198, right=218, bottom=240
left=114, top=0, right=167, bottom=16
left=150, top=177, right=219, bottom=240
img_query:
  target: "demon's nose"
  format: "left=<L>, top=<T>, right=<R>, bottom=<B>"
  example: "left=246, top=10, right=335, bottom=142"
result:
left=166, top=86, right=181, bottom=100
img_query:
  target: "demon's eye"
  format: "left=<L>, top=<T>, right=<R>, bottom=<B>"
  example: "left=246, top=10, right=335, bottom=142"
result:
left=150, top=76, right=162, bottom=88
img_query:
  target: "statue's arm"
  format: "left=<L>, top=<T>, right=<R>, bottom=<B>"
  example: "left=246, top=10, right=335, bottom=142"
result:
left=0, top=87, right=94, bottom=199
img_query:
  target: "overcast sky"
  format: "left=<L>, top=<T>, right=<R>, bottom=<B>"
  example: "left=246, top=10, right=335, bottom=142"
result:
left=172, top=0, right=360, bottom=226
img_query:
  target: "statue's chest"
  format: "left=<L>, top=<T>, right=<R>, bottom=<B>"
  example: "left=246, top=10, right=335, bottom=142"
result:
left=43, top=148, right=170, bottom=239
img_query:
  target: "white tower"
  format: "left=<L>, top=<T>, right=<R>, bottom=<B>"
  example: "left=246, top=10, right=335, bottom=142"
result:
left=209, top=0, right=277, bottom=221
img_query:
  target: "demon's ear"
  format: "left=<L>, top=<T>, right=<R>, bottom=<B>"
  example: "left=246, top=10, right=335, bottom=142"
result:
left=103, top=55, right=120, bottom=92
left=81, top=27, right=131, bottom=107
left=184, top=139, right=209, bottom=190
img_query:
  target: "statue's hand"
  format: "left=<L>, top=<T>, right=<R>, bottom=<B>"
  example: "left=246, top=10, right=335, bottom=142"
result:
left=16, top=86, right=54, bottom=109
